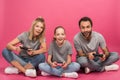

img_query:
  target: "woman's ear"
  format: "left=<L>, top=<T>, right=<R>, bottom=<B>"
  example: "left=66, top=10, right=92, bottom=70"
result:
left=54, top=35, right=56, bottom=39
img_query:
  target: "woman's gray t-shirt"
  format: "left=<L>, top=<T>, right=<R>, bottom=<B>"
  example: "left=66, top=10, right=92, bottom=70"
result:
left=17, top=32, right=43, bottom=57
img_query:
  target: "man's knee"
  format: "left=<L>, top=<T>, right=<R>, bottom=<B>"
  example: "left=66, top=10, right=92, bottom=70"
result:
left=77, top=57, right=88, bottom=66
left=109, top=52, right=119, bottom=61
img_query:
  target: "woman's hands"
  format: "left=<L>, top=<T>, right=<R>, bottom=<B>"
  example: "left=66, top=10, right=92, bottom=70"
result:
left=27, top=49, right=34, bottom=56
left=15, top=46, right=22, bottom=53
left=18, top=45, right=35, bottom=56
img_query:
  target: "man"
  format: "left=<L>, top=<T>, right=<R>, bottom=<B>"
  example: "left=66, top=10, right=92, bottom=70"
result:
left=74, top=16, right=119, bottom=73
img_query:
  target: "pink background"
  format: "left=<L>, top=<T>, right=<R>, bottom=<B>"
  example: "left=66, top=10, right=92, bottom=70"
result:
left=0, top=0, right=120, bottom=52
left=0, top=0, right=120, bottom=80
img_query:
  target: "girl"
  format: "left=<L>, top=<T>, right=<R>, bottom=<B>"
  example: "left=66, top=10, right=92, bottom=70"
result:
left=39, top=26, right=80, bottom=78
left=2, top=17, right=47, bottom=77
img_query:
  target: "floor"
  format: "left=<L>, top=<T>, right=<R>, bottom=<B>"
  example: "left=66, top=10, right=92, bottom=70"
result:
left=0, top=47, right=120, bottom=80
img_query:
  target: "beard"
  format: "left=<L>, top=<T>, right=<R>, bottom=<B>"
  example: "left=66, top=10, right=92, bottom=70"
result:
left=81, top=31, right=92, bottom=39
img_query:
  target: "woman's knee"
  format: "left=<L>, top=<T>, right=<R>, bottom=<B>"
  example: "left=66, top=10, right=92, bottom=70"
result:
left=2, top=48, right=13, bottom=62
left=2, top=48, right=9, bottom=57
left=38, top=54, right=45, bottom=62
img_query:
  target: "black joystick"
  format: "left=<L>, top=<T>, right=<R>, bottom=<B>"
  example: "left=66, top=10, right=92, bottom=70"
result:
left=93, top=54, right=103, bottom=57
left=20, top=46, right=29, bottom=50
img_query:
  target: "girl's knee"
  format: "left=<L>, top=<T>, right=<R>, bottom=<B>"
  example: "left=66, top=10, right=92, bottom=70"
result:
left=74, top=63, right=80, bottom=71
left=38, top=63, right=46, bottom=70
left=70, top=62, right=80, bottom=71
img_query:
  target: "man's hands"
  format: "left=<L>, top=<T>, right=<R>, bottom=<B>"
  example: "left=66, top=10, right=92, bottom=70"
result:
left=88, top=52, right=96, bottom=60
left=88, top=52, right=106, bottom=61
left=99, top=54, right=106, bottom=61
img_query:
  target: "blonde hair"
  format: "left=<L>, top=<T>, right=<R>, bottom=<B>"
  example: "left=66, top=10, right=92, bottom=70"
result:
left=29, top=17, right=45, bottom=43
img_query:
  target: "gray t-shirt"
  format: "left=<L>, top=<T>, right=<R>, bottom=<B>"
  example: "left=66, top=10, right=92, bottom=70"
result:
left=17, top=32, right=44, bottom=57
left=74, top=31, right=106, bottom=55
left=48, top=40, right=72, bottom=62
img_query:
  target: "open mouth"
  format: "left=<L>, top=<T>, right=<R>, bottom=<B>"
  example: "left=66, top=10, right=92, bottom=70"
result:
left=58, top=38, right=63, bottom=41
left=36, top=31, right=41, bottom=34
left=83, top=32, right=90, bottom=38
left=57, top=38, right=65, bottom=43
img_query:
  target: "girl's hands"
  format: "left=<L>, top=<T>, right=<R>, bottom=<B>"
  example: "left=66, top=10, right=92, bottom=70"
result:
left=51, top=61, right=57, bottom=68
left=51, top=61, right=68, bottom=69
left=62, top=62, right=68, bottom=69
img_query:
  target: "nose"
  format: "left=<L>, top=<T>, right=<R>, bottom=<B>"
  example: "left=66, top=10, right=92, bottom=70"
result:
left=38, top=27, right=42, bottom=31
left=84, top=28, right=88, bottom=32
left=59, top=34, right=62, bottom=37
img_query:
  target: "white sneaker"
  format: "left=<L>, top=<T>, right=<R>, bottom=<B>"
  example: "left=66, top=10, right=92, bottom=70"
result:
left=85, top=67, right=91, bottom=74
left=105, top=64, right=119, bottom=71
left=25, top=69, right=36, bottom=77
left=41, top=71, right=50, bottom=76
left=64, top=72, right=78, bottom=78
left=4, top=66, right=19, bottom=74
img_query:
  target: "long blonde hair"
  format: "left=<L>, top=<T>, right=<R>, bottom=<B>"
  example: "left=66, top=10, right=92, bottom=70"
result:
left=29, top=17, right=45, bottom=43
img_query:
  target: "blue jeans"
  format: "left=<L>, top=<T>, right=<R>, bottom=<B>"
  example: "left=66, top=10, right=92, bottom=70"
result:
left=2, top=48, right=45, bottom=68
left=39, top=62, right=80, bottom=77
left=77, top=52, right=119, bottom=72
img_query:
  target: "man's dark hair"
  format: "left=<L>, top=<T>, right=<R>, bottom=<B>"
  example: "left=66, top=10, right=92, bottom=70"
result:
left=78, top=16, right=93, bottom=27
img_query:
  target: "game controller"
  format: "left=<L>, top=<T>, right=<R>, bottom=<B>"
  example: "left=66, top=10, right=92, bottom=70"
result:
left=93, top=54, right=103, bottom=57
left=20, top=46, right=29, bottom=50
left=56, top=62, right=63, bottom=66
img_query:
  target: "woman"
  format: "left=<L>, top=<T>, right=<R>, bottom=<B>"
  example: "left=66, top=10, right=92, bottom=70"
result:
left=2, top=17, right=47, bottom=77
left=39, top=26, right=80, bottom=78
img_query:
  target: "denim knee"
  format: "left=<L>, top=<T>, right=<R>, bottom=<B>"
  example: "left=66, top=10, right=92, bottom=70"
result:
left=38, top=63, right=46, bottom=70
left=37, top=54, right=45, bottom=63
left=31, top=54, right=45, bottom=67
left=109, top=52, right=119, bottom=61
left=2, top=48, right=13, bottom=62
left=77, top=57, right=88, bottom=67
left=71, top=62, right=80, bottom=71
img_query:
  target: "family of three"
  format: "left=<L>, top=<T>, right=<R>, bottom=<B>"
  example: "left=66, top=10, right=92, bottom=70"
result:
left=2, top=16, right=119, bottom=78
